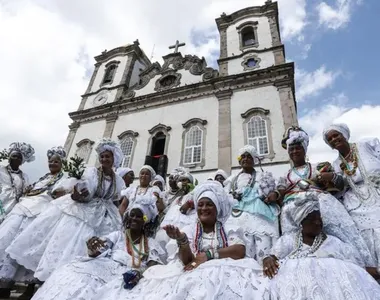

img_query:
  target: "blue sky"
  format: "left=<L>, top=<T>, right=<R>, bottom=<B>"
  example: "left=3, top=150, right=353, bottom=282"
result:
left=0, top=0, right=378, bottom=180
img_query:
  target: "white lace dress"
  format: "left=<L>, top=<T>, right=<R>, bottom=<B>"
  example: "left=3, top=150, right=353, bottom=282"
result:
left=6, top=167, right=125, bottom=281
left=155, top=192, right=197, bottom=255
left=268, top=234, right=380, bottom=299
left=278, top=163, right=374, bottom=266
left=31, top=231, right=165, bottom=300
left=224, top=171, right=279, bottom=263
left=92, top=225, right=271, bottom=300
left=332, top=138, right=380, bottom=267
left=121, top=185, right=161, bottom=211
left=0, top=173, right=67, bottom=287
left=0, top=165, right=29, bottom=223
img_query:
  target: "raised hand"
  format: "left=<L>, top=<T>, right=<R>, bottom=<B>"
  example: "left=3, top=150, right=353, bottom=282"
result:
left=71, top=184, right=89, bottom=202
left=163, top=225, right=184, bottom=240
left=86, top=237, right=106, bottom=257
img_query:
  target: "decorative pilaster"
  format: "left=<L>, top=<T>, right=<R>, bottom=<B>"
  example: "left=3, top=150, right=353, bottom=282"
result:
left=275, top=81, right=298, bottom=129
left=103, top=113, right=119, bottom=138
left=215, top=90, right=233, bottom=173
left=64, top=122, right=80, bottom=154
left=218, top=26, right=229, bottom=76
left=78, top=63, right=101, bottom=111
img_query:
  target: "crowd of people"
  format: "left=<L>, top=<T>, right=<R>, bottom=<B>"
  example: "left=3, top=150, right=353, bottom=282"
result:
left=0, top=123, right=379, bottom=300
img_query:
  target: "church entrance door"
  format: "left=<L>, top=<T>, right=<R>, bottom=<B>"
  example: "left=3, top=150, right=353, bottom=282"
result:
left=145, top=132, right=168, bottom=180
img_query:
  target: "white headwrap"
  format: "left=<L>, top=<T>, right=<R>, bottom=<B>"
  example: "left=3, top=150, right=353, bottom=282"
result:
left=286, top=130, right=309, bottom=152
left=95, top=138, right=124, bottom=168
left=151, top=174, right=165, bottom=188
left=8, top=142, right=35, bottom=164
left=178, top=169, right=194, bottom=184
left=47, top=146, right=66, bottom=161
left=116, top=167, right=133, bottom=178
left=193, top=181, right=233, bottom=224
left=128, top=196, right=158, bottom=223
left=238, top=145, right=260, bottom=163
left=140, top=165, right=156, bottom=180
left=292, top=194, right=320, bottom=226
left=323, top=123, right=351, bottom=146
left=214, top=169, right=228, bottom=181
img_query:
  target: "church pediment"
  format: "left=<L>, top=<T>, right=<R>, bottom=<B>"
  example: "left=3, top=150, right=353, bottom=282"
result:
left=123, top=52, right=219, bottom=101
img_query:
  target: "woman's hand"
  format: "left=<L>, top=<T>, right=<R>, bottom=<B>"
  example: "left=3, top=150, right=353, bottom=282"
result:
left=316, top=172, right=334, bottom=184
left=71, top=184, right=89, bottom=202
left=263, top=255, right=279, bottom=279
left=86, top=237, right=106, bottom=258
left=264, top=191, right=279, bottom=204
left=184, top=252, right=208, bottom=271
left=179, top=201, right=193, bottom=214
left=163, top=225, right=184, bottom=240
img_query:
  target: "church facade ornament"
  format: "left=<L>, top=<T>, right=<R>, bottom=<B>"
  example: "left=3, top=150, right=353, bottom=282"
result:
left=154, top=71, right=182, bottom=92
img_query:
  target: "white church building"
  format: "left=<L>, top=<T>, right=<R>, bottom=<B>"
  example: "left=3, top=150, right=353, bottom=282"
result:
left=63, top=1, right=298, bottom=182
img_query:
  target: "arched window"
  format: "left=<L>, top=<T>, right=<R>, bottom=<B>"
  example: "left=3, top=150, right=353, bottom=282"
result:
left=120, top=136, right=134, bottom=167
left=118, top=131, right=138, bottom=168
left=184, top=126, right=203, bottom=164
left=101, top=60, right=120, bottom=86
left=242, top=27, right=256, bottom=46
left=247, top=116, right=269, bottom=155
left=75, top=139, right=94, bottom=163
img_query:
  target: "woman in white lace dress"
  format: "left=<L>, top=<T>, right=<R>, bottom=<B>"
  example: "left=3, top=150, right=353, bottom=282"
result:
left=31, top=195, right=165, bottom=300
left=0, top=147, right=67, bottom=298
left=263, top=196, right=380, bottom=299
left=6, top=139, right=126, bottom=282
left=92, top=181, right=270, bottom=300
left=119, top=166, right=161, bottom=217
left=155, top=170, right=197, bottom=255
left=0, top=142, right=34, bottom=224
left=323, top=123, right=380, bottom=270
left=224, top=145, right=279, bottom=263
left=267, top=126, right=373, bottom=266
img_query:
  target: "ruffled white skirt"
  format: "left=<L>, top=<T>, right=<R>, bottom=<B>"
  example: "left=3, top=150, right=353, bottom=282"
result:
left=269, top=257, right=380, bottom=299
left=6, top=195, right=122, bottom=281
left=92, top=258, right=270, bottom=300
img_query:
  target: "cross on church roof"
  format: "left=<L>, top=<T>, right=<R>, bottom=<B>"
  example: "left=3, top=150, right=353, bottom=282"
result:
left=169, top=40, right=186, bottom=53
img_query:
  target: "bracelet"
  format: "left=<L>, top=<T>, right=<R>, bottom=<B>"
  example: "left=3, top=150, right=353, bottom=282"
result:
left=205, top=250, right=214, bottom=260
left=273, top=190, right=281, bottom=200
left=176, top=234, right=189, bottom=247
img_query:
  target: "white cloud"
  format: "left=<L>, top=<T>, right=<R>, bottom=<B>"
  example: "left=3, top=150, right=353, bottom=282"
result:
left=300, top=102, right=380, bottom=164
left=317, top=0, right=358, bottom=30
left=296, top=66, right=340, bottom=100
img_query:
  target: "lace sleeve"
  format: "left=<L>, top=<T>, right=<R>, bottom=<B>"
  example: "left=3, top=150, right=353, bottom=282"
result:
left=270, top=234, right=295, bottom=259
left=115, top=174, right=126, bottom=202
left=363, top=138, right=380, bottom=160
left=257, top=171, right=277, bottom=197
left=148, top=238, right=166, bottom=265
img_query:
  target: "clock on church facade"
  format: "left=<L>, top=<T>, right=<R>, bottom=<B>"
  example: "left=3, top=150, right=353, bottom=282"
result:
left=63, top=1, right=297, bottom=182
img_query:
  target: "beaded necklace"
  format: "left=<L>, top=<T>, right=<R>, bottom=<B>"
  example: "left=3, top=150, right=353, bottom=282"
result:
left=95, top=168, right=116, bottom=199
left=339, top=144, right=358, bottom=176
left=5, top=165, right=26, bottom=201
left=26, top=172, right=64, bottom=197
left=133, top=185, right=150, bottom=201
left=288, top=231, right=326, bottom=259
left=125, top=229, right=148, bottom=268
left=194, top=221, right=228, bottom=254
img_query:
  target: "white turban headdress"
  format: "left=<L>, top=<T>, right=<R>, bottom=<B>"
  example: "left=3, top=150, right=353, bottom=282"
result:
left=292, top=194, right=320, bottom=226
left=323, top=123, right=351, bottom=147
left=193, top=181, right=233, bottom=224
left=238, top=145, right=260, bottom=163
left=116, top=167, right=133, bottom=178
left=8, top=142, right=35, bottom=164
left=214, top=169, right=229, bottom=181
left=95, top=138, right=124, bottom=168
left=151, top=174, right=165, bottom=189
left=128, top=196, right=158, bottom=223
left=282, top=126, right=309, bottom=152
left=47, top=146, right=66, bottom=161
left=140, top=165, right=156, bottom=180
left=178, top=169, right=194, bottom=184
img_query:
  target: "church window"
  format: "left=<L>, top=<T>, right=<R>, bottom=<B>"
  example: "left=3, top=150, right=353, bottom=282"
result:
left=75, top=139, right=94, bottom=163
left=241, top=108, right=274, bottom=159
left=181, top=118, right=207, bottom=168
left=247, top=116, right=269, bottom=155
left=246, top=58, right=257, bottom=67
left=101, top=60, right=120, bottom=86
left=118, top=131, right=138, bottom=168
left=242, top=27, right=256, bottom=46
left=241, top=55, right=261, bottom=71
left=236, top=21, right=259, bottom=51
left=184, top=126, right=203, bottom=164
left=160, top=75, right=177, bottom=87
